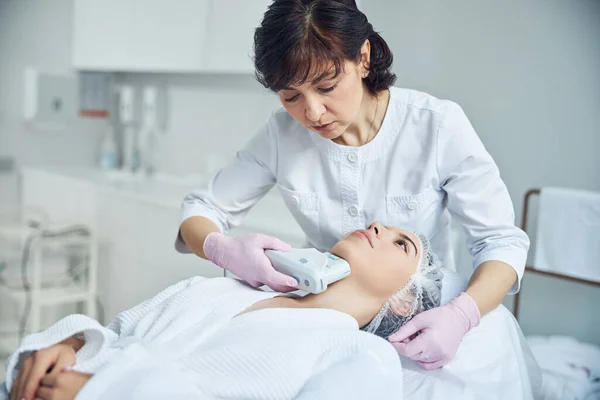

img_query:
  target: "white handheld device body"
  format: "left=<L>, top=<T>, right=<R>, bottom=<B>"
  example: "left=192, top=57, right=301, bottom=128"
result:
left=264, top=248, right=351, bottom=294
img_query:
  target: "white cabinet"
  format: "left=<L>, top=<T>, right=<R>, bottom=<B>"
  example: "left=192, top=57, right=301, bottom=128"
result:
left=20, top=167, right=306, bottom=321
left=20, top=168, right=98, bottom=227
left=72, top=0, right=210, bottom=72
left=20, top=168, right=222, bottom=319
left=204, top=0, right=271, bottom=73
left=95, top=191, right=223, bottom=318
left=72, top=0, right=269, bottom=73
left=72, top=0, right=134, bottom=71
left=129, top=0, right=210, bottom=72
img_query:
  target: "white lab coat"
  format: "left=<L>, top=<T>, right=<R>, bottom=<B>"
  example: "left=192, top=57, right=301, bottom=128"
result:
left=176, top=87, right=529, bottom=292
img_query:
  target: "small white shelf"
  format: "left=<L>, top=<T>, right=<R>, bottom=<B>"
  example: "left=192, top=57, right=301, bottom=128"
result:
left=0, top=218, right=98, bottom=335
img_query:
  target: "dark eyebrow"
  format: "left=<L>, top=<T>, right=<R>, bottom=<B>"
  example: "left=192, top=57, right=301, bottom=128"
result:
left=399, top=233, right=418, bottom=257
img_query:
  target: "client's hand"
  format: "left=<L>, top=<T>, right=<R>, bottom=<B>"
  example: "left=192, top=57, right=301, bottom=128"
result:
left=34, top=371, right=92, bottom=400
left=388, top=292, right=481, bottom=370
left=10, top=338, right=82, bottom=400
left=203, top=232, right=299, bottom=292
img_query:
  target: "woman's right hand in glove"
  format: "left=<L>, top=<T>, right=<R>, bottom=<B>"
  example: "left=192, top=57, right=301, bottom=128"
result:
left=11, top=337, right=82, bottom=400
left=203, top=232, right=299, bottom=292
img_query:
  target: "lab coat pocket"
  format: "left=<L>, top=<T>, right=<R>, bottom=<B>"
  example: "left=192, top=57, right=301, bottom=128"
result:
left=276, top=185, right=322, bottom=246
left=386, top=187, right=440, bottom=231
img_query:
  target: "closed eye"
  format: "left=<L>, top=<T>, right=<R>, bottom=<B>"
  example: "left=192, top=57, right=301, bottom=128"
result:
left=318, top=84, right=337, bottom=93
left=283, top=94, right=300, bottom=103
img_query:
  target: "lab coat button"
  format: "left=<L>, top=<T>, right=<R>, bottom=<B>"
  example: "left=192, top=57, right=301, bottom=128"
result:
left=407, top=200, right=418, bottom=210
left=348, top=152, right=358, bottom=162
left=348, top=205, right=359, bottom=216
left=291, top=197, right=299, bottom=206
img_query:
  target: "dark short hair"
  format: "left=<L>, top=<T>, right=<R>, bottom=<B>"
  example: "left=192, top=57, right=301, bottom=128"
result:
left=253, top=0, right=396, bottom=95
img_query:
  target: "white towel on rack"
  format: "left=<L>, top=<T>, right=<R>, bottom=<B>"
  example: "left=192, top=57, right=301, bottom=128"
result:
left=534, top=187, right=600, bottom=283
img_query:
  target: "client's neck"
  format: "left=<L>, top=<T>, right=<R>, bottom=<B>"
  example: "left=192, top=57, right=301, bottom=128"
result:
left=278, top=276, right=386, bottom=328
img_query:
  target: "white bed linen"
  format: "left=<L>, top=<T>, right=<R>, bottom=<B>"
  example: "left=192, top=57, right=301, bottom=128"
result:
left=401, top=305, right=542, bottom=399
left=528, top=335, right=600, bottom=400
left=2, top=272, right=541, bottom=399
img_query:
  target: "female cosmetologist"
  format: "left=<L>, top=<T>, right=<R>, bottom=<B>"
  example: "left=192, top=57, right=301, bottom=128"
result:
left=176, top=0, right=529, bottom=370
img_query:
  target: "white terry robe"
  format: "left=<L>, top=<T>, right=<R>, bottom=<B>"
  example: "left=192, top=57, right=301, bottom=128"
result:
left=3, top=277, right=404, bottom=399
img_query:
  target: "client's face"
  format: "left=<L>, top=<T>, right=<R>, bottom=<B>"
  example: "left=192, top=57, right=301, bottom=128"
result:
left=330, top=222, right=422, bottom=299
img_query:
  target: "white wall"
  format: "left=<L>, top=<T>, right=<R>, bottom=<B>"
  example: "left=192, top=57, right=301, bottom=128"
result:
left=364, top=0, right=600, bottom=344
left=0, top=0, right=598, bottom=345
left=116, top=73, right=281, bottom=176
left=0, top=0, right=107, bottom=206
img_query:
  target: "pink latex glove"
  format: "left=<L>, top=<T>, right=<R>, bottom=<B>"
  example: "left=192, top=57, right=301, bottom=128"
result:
left=388, top=292, right=481, bottom=370
left=203, top=232, right=299, bottom=292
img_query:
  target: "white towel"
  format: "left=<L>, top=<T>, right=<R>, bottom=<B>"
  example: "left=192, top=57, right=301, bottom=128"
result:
left=528, top=335, right=600, bottom=400
left=534, top=187, right=600, bottom=282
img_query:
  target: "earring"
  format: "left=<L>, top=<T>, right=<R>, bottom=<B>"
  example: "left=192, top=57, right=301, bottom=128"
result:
left=363, top=72, right=369, bottom=78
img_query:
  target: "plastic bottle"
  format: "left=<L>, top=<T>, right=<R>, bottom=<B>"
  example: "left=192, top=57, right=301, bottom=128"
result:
left=122, top=125, right=141, bottom=173
left=117, top=85, right=139, bottom=173
left=138, top=86, right=162, bottom=177
left=138, top=124, right=160, bottom=177
left=98, top=126, right=118, bottom=171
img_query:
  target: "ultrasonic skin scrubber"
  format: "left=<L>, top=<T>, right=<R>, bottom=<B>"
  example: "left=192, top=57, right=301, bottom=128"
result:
left=265, top=248, right=351, bottom=294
